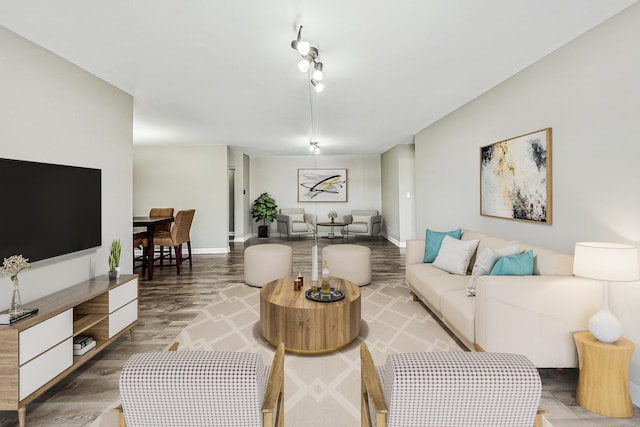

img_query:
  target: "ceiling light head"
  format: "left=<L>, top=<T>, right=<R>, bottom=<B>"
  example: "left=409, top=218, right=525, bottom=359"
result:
left=312, top=62, right=323, bottom=81
left=311, top=79, right=325, bottom=93
left=291, top=26, right=311, bottom=56
left=309, top=140, right=320, bottom=154
left=295, top=40, right=310, bottom=56
left=298, top=56, right=312, bottom=72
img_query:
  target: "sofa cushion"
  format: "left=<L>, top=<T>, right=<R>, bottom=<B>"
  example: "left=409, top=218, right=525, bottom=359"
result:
left=347, top=223, right=368, bottom=233
left=407, top=264, right=467, bottom=315
left=491, top=250, right=534, bottom=275
left=433, top=235, right=479, bottom=275
left=289, top=213, right=304, bottom=222
left=441, top=290, right=476, bottom=346
left=291, top=221, right=309, bottom=232
left=424, top=228, right=462, bottom=263
left=467, top=243, right=521, bottom=296
left=352, top=215, right=371, bottom=223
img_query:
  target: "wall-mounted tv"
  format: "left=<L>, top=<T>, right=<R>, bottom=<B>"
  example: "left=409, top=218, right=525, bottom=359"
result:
left=0, top=158, right=101, bottom=263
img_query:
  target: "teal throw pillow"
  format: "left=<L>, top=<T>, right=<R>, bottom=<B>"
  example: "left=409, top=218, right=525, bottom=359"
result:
left=490, top=250, right=534, bottom=275
left=423, top=228, right=462, bottom=263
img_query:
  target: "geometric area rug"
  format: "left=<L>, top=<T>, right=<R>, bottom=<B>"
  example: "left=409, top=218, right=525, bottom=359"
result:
left=92, top=280, right=464, bottom=426
left=173, top=281, right=465, bottom=426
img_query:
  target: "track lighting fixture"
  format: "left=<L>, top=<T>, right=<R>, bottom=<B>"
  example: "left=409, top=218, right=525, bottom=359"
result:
left=309, top=141, right=320, bottom=154
left=291, top=27, right=324, bottom=89
left=292, top=25, right=325, bottom=154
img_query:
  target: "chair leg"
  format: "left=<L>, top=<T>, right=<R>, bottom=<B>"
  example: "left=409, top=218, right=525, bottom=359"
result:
left=141, top=247, right=147, bottom=277
left=187, top=240, right=192, bottom=268
left=175, top=244, right=182, bottom=275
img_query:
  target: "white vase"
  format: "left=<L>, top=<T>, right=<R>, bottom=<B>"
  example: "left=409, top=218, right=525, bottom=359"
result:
left=311, top=245, right=319, bottom=283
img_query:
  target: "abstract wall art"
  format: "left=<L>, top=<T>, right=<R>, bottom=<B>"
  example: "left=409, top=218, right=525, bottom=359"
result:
left=480, top=128, right=552, bottom=224
left=298, top=168, right=348, bottom=202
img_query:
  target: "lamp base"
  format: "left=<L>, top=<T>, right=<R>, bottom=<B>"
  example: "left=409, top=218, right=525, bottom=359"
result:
left=588, top=309, right=622, bottom=343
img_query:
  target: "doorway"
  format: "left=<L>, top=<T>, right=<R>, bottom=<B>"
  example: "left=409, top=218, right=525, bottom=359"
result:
left=228, top=167, right=235, bottom=238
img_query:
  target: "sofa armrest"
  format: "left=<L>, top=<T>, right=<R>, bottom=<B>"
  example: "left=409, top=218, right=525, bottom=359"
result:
left=275, top=214, right=290, bottom=223
left=474, top=275, right=602, bottom=367
left=405, top=239, right=425, bottom=266
left=343, top=214, right=353, bottom=224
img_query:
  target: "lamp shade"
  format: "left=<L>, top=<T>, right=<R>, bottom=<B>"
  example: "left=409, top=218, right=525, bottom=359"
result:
left=573, top=242, right=639, bottom=282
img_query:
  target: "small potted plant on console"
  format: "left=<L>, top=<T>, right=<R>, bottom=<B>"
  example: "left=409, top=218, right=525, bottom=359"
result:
left=108, top=239, right=121, bottom=280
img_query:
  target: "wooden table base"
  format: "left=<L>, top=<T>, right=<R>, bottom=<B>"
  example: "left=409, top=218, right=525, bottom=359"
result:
left=260, top=276, right=361, bottom=354
left=574, top=331, right=635, bottom=418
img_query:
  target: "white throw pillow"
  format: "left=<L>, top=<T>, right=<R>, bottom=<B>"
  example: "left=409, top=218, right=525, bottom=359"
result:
left=466, top=243, right=520, bottom=296
left=289, top=213, right=304, bottom=222
left=432, top=235, right=480, bottom=275
left=352, top=215, right=371, bottom=223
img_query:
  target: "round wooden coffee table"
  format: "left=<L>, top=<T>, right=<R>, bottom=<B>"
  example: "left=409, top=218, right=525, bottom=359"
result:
left=260, top=276, right=361, bottom=354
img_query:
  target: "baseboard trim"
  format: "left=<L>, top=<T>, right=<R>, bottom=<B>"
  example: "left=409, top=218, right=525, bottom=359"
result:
left=191, top=247, right=230, bottom=254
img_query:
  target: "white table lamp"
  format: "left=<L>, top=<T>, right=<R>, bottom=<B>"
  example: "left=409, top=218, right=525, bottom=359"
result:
left=573, top=242, right=640, bottom=343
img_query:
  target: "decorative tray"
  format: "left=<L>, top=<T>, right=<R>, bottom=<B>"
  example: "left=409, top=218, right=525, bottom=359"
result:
left=305, top=288, right=345, bottom=302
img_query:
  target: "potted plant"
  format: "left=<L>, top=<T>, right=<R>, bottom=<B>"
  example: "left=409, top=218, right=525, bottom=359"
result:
left=108, top=239, right=121, bottom=280
left=251, top=192, right=278, bottom=238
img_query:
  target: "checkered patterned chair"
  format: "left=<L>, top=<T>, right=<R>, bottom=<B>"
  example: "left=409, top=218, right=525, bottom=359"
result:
left=360, top=343, right=541, bottom=427
left=118, top=343, right=285, bottom=427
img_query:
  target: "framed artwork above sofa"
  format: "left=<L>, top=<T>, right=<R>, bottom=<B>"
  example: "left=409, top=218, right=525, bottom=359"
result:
left=298, top=168, right=348, bottom=202
left=480, top=128, right=552, bottom=224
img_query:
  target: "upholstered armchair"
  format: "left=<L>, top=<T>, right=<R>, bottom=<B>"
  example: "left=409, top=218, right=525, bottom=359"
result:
left=360, top=343, right=541, bottom=427
left=343, top=210, right=382, bottom=238
left=118, top=342, right=285, bottom=427
left=276, top=208, right=317, bottom=239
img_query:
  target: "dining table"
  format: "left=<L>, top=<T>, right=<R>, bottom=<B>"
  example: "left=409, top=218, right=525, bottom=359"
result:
left=133, top=215, right=174, bottom=279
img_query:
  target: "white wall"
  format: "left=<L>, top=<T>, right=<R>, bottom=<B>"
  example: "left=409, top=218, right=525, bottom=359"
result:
left=133, top=145, right=229, bottom=253
left=414, top=3, right=640, bottom=403
left=381, top=144, right=416, bottom=245
left=0, top=26, right=133, bottom=309
left=250, top=155, right=381, bottom=235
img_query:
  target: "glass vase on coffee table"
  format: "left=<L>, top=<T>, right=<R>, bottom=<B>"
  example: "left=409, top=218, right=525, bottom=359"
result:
left=307, top=220, right=319, bottom=291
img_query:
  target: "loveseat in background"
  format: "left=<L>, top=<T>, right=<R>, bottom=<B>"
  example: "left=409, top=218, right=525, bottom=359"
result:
left=405, top=229, right=602, bottom=367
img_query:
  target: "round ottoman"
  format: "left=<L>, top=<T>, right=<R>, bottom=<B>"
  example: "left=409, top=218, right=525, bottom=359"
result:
left=244, top=244, right=293, bottom=288
left=322, top=244, right=371, bottom=286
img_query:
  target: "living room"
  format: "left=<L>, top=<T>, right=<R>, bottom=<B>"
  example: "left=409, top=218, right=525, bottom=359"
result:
left=1, top=1, right=640, bottom=425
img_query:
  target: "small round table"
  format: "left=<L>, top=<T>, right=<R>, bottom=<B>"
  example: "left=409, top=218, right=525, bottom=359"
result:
left=260, top=276, right=361, bottom=354
left=573, top=331, right=635, bottom=418
left=317, top=221, right=347, bottom=239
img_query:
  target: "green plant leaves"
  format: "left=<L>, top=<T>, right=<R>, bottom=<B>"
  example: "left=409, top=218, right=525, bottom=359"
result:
left=251, top=192, right=278, bottom=224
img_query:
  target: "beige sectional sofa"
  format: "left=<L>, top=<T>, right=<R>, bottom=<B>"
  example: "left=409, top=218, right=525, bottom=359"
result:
left=405, top=229, right=603, bottom=368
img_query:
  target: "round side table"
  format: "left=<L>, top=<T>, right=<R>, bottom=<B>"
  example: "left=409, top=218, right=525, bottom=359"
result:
left=573, top=331, right=635, bottom=418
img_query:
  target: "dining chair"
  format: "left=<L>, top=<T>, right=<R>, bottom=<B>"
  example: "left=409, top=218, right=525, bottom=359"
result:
left=153, top=209, right=195, bottom=274
left=132, top=208, right=175, bottom=276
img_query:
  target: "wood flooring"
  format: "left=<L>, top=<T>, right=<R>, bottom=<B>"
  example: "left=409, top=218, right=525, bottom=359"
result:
left=0, top=236, right=637, bottom=426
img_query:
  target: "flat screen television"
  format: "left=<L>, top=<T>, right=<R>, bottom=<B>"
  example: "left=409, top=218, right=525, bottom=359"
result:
left=0, top=158, right=101, bottom=262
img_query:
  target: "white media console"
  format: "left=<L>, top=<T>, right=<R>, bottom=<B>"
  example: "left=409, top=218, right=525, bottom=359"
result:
left=0, top=274, right=138, bottom=426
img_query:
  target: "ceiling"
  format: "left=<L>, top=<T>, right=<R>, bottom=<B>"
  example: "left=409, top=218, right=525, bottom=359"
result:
left=0, top=1, right=636, bottom=156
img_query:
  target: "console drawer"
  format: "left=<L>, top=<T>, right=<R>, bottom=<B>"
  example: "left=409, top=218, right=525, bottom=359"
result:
left=19, top=309, right=73, bottom=365
left=20, top=337, right=73, bottom=400
left=109, top=278, right=137, bottom=312
left=109, top=299, right=137, bottom=338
